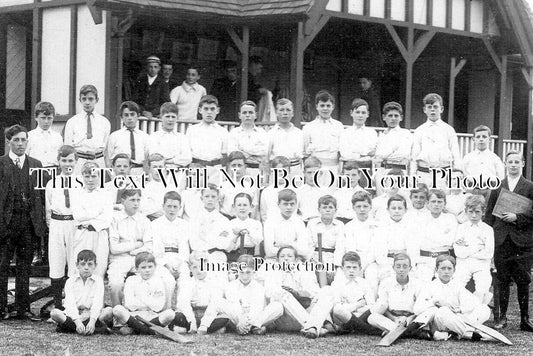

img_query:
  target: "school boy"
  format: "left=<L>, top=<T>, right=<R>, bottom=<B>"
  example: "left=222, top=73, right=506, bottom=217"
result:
left=336, top=191, right=379, bottom=294
left=198, top=255, right=267, bottom=335
left=170, top=64, right=207, bottom=121
left=302, top=252, right=376, bottom=338
left=51, top=250, right=113, bottom=335
left=416, top=189, right=457, bottom=282
left=371, top=169, right=409, bottom=222
left=227, top=193, right=263, bottom=261
left=484, top=151, right=533, bottom=331
left=462, top=125, right=505, bottom=180
left=26, top=101, right=63, bottom=170
left=298, top=156, right=332, bottom=223
left=180, top=162, right=205, bottom=220
left=186, top=95, right=229, bottom=181
left=404, top=184, right=429, bottom=221
left=339, top=98, right=378, bottom=171
left=172, top=252, right=225, bottom=333
left=112, top=252, right=175, bottom=335
left=188, top=184, right=232, bottom=264
left=368, top=253, right=432, bottom=339
left=453, top=196, right=494, bottom=304
left=148, top=102, right=192, bottom=169
left=306, top=195, right=344, bottom=278
left=263, top=189, right=311, bottom=260
left=70, top=161, right=112, bottom=278
left=45, top=145, right=78, bottom=308
left=411, top=93, right=461, bottom=187
left=140, top=154, right=173, bottom=221
left=108, top=189, right=153, bottom=307
left=268, top=99, right=304, bottom=176
left=63, top=85, right=110, bottom=174
left=259, top=156, right=292, bottom=222
left=228, top=101, right=269, bottom=175
left=105, top=101, right=149, bottom=175
left=333, top=161, right=366, bottom=222
left=302, top=90, right=343, bottom=172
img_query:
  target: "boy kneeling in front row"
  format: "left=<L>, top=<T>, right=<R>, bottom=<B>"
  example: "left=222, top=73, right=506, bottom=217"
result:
left=50, top=250, right=113, bottom=335
left=112, top=252, right=175, bottom=335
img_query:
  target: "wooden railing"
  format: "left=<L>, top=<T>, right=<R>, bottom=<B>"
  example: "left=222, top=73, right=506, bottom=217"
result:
left=137, top=117, right=526, bottom=159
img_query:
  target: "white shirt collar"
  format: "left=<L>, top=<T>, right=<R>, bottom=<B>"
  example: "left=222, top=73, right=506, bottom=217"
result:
left=8, top=151, right=25, bottom=166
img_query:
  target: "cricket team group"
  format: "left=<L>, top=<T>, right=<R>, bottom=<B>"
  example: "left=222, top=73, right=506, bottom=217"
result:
left=1, top=79, right=532, bottom=347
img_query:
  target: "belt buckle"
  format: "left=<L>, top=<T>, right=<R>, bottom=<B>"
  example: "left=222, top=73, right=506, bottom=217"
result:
left=431, top=252, right=439, bottom=258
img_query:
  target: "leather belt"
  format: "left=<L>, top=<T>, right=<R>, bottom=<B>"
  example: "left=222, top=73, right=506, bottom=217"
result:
left=420, top=249, right=451, bottom=258
left=417, top=165, right=450, bottom=173
left=77, top=151, right=104, bottom=160
left=315, top=247, right=335, bottom=253
left=208, top=248, right=227, bottom=254
left=383, top=162, right=407, bottom=170
left=289, top=159, right=302, bottom=167
left=51, top=213, right=74, bottom=221
left=246, top=161, right=260, bottom=169
left=131, top=162, right=143, bottom=168
left=192, top=158, right=222, bottom=166
left=165, top=247, right=180, bottom=253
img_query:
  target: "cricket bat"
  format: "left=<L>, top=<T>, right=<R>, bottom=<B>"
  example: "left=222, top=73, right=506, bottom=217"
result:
left=136, top=316, right=194, bottom=344
left=377, top=315, right=416, bottom=347
left=463, top=318, right=513, bottom=345
left=316, top=233, right=327, bottom=287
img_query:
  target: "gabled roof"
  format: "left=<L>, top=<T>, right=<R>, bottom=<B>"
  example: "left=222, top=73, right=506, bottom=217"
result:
left=93, top=0, right=314, bottom=18
left=498, top=0, right=533, bottom=67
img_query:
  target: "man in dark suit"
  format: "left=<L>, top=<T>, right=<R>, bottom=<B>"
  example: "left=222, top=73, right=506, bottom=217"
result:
left=485, top=151, right=533, bottom=331
left=211, top=60, right=239, bottom=122
left=0, top=125, right=46, bottom=320
left=133, top=55, right=170, bottom=118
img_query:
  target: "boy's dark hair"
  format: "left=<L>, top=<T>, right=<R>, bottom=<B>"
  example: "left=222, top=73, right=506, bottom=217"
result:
left=121, top=189, right=142, bottom=200
left=423, top=93, right=443, bottom=106
left=240, top=100, right=257, bottom=111
left=410, top=183, right=429, bottom=198
left=186, top=63, right=201, bottom=75
left=350, top=98, right=369, bottom=111
left=57, top=145, right=78, bottom=160
left=315, top=90, right=335, bottom=106
left=164, top=191, right=181, bottom=204
left=120, top=101, right=141, bottom=116
left=135, top=251, right=156, bottom=268
left=387, top=168, right=404, bottom=177
left=81, top=161, right=100, bottom=175
left=270, top=156, right=290, bottom=169
left=342, top=251, right=361, bottom=267
left=112, top=153, right=131, bottom=166
left=199, top=95, right=219, bottom=108
left=227, top=151, right=247, bottom=165
left=79, top=84, right=98, bottom=99
left=318, top=195, right=337, bottom=209
left=435, top=255, right=456, bottom=270
left=465, top=194, right=486, bottom=211
left=201, top=183, right=220, bottom=196
left=148, top=153, right=165, bottom=166
left=428, top=189, right=447, bottom=203
left=473, top=125, right=491, bottom=136
left=34, top=101, right=55, bottom=117
left=160, top=102, right=179, bottom=116
left=304, top=156, right=321, bottom=169
left=505, top=150, right=524, bottom=161
left=278, top=188, right=297, bottom=203
left=276, top=245, right=298, bottom=260
left=387, top=194, right=407, bottom=209
left=77, top=249, right=97, bottom=263
left=342, top=161, right=361, bottom=172
left=5, top=124, right=27, bottom=140
left=382, top=101, right=403, bottom=116
left=234, top=192, right=253, bottom=205
left=351, top=191, right=372, bottom=206
left=393, top=252, right=411, bottom=267
left=275, top=98, right=293, bottom=109
left=237, top=254, right=255, bottom=269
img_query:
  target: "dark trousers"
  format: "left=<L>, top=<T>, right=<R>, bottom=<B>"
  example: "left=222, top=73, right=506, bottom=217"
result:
left=0, top=212, right=34, bottom=313
left=494, top=236, right=532, bottom=317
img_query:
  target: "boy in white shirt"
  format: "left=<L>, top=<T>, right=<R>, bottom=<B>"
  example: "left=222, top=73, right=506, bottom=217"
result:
left=140, top=154, right=172, bottom=221
left=227, top=193, right=263, bottom=262
left=298, top=156, right=331, bottom=223
left=333, top=161, right=366, bottom=223
left=26, top=101, right=63, bottom=170
left=462, top=125, right=505, bottom=182
left=260, top=156, right=291, bottom=222
left=170, top=64, right=207, bottom=121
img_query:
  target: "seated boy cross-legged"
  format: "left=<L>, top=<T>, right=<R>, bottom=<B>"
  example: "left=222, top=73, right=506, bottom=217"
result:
left=113, top=252, right=175, bottom=335
left=50, top=250, right=113, bottom=335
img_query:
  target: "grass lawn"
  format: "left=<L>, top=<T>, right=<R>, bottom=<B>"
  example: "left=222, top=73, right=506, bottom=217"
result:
left=1, top=279, right=531, bottom=356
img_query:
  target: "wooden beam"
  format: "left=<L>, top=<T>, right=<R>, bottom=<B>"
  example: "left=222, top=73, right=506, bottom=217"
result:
left=505, top=0, right=533, bottom=68
left=68, top=5, right=77, bottom=116
left=482, top=36, right=502, bottom=73
left=464, top=0, right=471, bottom=32
left=341, top=0, right=348, bottom=13
left=526, top=68, right=533, bottom=179
left=406, top=0, right=414, bottom=23
left=521, top=67, right=533, bottom=88
left=385, top=0, right=392, bottom=19
left=303, top=14, right=330, bottom=50
left=412, top=30, right=436, bottom=61
left=290, top=22, right=305, bottom=128
left=482, top=0, right=489, bottom=34
left=305, top=0, right=329, bottom=35
left=497, top=55, right=512, bottom=156
left=31, top=7, right=41, bottom=114
left=448, top=57, right=467, bottom=125
left=226, top=27, right=244, bottom=54
left=363, top=0, right=370, bottom=16
left=86, top=0, right=102, bottom=25
left=446, top=0, right=452, bottom=29
left=427, top=0, right=433, bottom=26
left=240, top=26, right=249, bottom=103
left=385, top=24, right=409, bottom=61
left=0, top=0, right=85, bottom=14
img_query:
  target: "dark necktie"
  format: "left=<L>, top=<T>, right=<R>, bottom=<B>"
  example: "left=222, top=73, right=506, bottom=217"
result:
left=86, top=113, right=93, bottom=139
left=239, top=231, right=245, bottom=255
left=64, top=189, right=70, bottom=208
left=129, top=128, right=136, bottom=161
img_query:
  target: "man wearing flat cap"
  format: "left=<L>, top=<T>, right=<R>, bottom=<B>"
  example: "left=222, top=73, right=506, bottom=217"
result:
left=133, top=55, right=170, bottom=117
